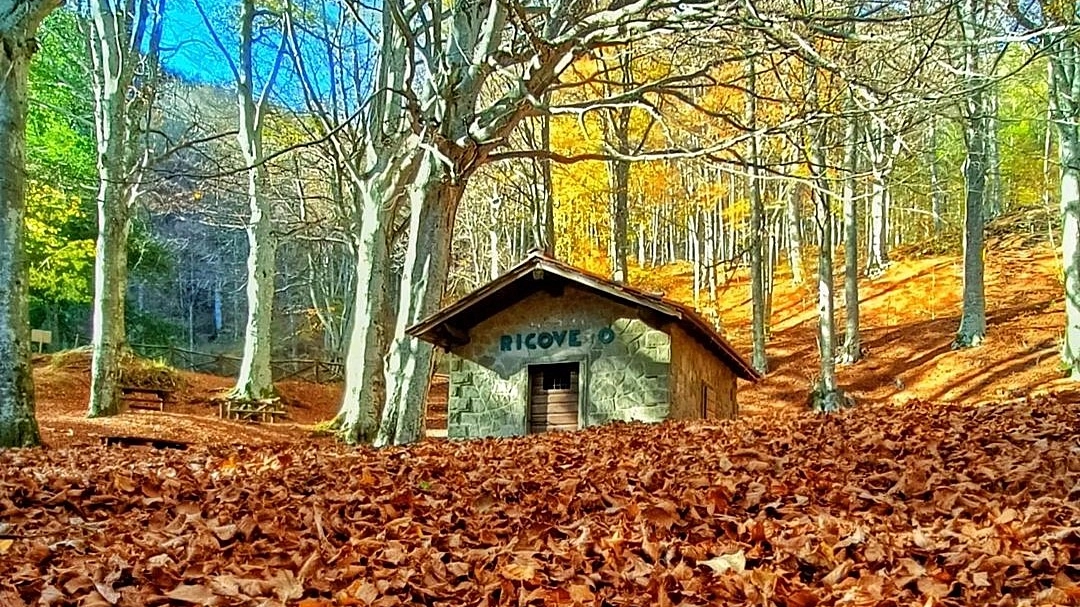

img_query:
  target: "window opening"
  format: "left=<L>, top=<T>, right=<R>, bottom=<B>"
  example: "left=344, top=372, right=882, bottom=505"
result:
left=542, top=364, right=573, bottom=390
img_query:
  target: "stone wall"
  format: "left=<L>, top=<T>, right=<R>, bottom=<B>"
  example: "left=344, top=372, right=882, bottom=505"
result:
left=446, top=358, right=528, bottom=438
left=446, top=286, right=671, bottom=438
left=587, top=318, right=670, bottom=426
left=668, top=323, right=738, bottom=420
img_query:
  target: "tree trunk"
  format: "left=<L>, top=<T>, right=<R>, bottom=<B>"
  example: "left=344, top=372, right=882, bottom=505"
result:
left=865, top=124, right=890, bottom=277
left=232, top=0, right=277, bottom=399
left=786, top=180, right=805, bottom=285
left=610, top=158, right=630, bottom=283
left=0, top=0, right=54, bottom=447
left=714, top=171, right=726, bottom=261
left=839, top=109, right=861, bottom=365
left=332, top=1, right=421, bottom=442
left=1049, top=40, right=1080, bottom=376
left=765, top=210, right=777, bottom=323
left=540, top=104, right=556, bottom=255
left=87, top=0, right=138, bottom=418
left=88, top=204, right=129, bottom=416
left=691, top=211, right=700, bottom=307
left=806, top=68, right=846, bottom=412
left=489, top=195, right=500, bottom=279
left=336, top=189, right=391, bottom=444
left=746, top=58, right=768, bottom=374
left=637, top=221, right=646, bottom=268
left=812, top=143, right=842, bottom=409
left=928, top=115, right=946, bottom=236
left=984, top=87, right=1003, bottom=220
left=377, top=155, right=463, bottom=447
left=954, top=0, right=988, bottom=349
left=706, top=205, right=717, bottom=301
left=650, top=206, right=659, bottom=266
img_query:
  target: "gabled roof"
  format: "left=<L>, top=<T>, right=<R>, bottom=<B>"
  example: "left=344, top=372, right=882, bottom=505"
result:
left=407, top=252, right=760, bottom=382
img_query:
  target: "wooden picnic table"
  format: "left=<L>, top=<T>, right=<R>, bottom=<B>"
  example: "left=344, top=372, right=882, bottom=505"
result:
left=218, top=397, right=287, bottom=423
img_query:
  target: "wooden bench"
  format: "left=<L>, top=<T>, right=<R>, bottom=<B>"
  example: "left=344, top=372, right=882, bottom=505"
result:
left=121, top=386, right=173, bottom=412
left=218, top=398, right=287, bottom=423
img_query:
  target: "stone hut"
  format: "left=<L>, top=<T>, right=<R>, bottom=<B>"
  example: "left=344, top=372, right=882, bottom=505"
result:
left=408, top=252, right=760, bottom=439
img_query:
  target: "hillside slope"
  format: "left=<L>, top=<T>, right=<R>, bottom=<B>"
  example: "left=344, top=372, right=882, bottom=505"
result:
left=633, top=227, right=1071, bottom=413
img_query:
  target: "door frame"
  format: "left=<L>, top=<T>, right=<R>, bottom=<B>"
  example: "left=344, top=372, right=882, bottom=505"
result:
left=526, top=358, right=587, bottom=432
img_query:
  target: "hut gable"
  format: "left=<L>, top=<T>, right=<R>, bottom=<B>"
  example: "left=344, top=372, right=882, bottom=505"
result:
left=409, top=252, right=760, bottom=382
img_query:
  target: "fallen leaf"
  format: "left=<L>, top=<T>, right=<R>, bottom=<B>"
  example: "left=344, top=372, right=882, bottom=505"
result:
left=166, top=583, right=222, bottom=605
left=569, top=583, right=595, bottom=603
left=700, top=550, right=746, bottom=575
left=917, top=577, right=951, bottom=599
left=786, top=589, right=820, bottom=607
left=501, top=561, right=538, bottom=582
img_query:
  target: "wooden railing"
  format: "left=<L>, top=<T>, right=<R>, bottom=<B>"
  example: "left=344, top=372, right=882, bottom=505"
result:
left=129, top=344, right=343, bottom=384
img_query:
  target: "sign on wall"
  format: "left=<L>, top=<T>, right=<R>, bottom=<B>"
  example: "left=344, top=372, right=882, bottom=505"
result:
left=499, top=326, right=615, bottom=352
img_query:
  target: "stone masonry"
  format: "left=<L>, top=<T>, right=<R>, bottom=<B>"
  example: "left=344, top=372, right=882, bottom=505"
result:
left=446, top=286, right=671, bottom=439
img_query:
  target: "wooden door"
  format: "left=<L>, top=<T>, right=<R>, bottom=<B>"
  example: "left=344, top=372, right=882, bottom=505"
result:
left=529, top=363, right=580, bottom=433
left=702, top=382, right=719, bottom=419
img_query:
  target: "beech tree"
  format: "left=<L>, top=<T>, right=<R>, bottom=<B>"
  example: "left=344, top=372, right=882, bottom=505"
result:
left=863, top=118, right=896, bottom=277
left=1053, top=36, right=1080, bottom=376
left=0, top=0, right=62, bottom=447
left=286, top=0, right=415, bottom=444
left=746, top=56, right=768, bottom=375
left=807, top=77, right=845, bottom=412
left=1011, top=1, right=1080, bottom=375
left=87, top=0, right=165, bottom=417
left=600, top=51, right=634, bottom=284
left=839, top=103, right=861, bottom=365
left=197, top=0, right=288, bottom=400
left=953, top=0, right=989, bottom=349
left=785, top=174, right=806, bottom=285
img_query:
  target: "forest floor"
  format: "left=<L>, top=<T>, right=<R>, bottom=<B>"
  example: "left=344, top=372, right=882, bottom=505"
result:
left=30, top=207, right=1076, bottom=446
left=3, top=388, right=1077, bottom=606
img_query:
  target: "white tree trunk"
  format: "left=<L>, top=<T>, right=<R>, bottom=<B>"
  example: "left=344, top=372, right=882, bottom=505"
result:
left=232, top=0, right=277, bottom=400
left=609, top=159, right=630, bottom=283
left=865, top=123, right=890, bottom=277
left=839, top=110, right=861, bottom=365
left=0, top=0, right=54, bottom=446
left=537, top=96, right=556, bottom=255
left=376, top=154, right=464, bottom=447
left=330, top=0, right=425, bottom=444
left=928, top=115, right=946, bottom=235
left=812, top=139, right=842, bottom=411
left=489, top=195, right=500, bottom=279
left=1059, top=130, right=1080, bottom=378
left=1050, top=40, right=1080, bottom=377
left=984, top=88, right=1003, bottom=220
left=786, top=180, right=805, bottom=285
left=706, top=207, right=717, bottom=301
left=746, top=58, right=768, bottom=374
left=805, top=62, right=845, bottom=412
left=337, top=191, right=391, bottom=443
left=87, top=0, right=134, bottom=417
